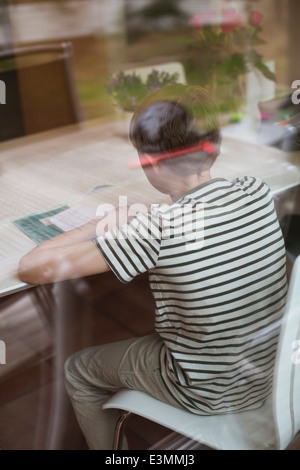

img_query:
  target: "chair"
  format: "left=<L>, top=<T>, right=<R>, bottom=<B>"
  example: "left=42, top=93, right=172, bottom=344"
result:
left=103, top=256, right=300, bottom=450
left=281, top=214, right=300, bottom=263
left=0, top=42, right=82, bottom=141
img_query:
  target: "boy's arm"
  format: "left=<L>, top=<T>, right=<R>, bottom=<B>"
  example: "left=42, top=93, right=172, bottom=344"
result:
left=18, top=214, right=115, bottom=285
left=18, top=205, right=133, bottom=285
left=35, top=205, right=132, bottom=251
left=34, top=218, right=100, bottom=250
left=18, top=240, right=110, bottom=285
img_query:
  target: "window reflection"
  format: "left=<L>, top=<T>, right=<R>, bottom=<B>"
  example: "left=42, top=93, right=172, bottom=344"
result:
left=0, top=0, right=299, bottom=450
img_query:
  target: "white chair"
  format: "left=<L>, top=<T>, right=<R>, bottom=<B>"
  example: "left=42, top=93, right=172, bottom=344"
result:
left=103, top=256, right=300, bottom=450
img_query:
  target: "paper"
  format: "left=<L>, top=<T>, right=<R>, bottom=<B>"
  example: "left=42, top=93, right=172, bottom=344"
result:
left=48, top=205, right=98, bottom=232
left=13, top=206, right=68, bottom=244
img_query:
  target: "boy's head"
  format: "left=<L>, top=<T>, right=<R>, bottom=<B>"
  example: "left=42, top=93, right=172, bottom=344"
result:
left=129, top=85, right=221, bottom=182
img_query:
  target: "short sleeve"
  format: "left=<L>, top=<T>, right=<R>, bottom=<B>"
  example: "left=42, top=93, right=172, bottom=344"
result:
left=232, top=176, right=273, bottom=201
left=93, top=209, right=162, bottom=283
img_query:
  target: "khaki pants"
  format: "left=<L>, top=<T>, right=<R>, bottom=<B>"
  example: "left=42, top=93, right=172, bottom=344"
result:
left=65, top=333, right=278, bottom=450
left=64, top=334, right=181, bottom=450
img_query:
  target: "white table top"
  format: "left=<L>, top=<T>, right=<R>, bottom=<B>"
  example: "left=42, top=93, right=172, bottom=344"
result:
left=0, top=118, right=299, bottom=297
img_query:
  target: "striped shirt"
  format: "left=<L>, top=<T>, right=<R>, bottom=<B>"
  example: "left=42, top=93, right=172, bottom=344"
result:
left=94, top=177, right=287, bottom=415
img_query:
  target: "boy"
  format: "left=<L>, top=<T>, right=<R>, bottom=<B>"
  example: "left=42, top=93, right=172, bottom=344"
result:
left=18, top=86, right=287, bottom=450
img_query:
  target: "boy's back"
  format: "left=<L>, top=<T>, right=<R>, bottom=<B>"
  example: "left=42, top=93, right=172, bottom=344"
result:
left=96, top=175, right=287, bottom=414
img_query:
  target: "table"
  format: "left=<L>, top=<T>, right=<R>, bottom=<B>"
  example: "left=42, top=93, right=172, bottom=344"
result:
left=0, top=118, right=299, bottom=297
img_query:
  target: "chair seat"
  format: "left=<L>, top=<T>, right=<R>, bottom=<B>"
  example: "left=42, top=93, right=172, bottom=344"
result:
left=103, top=389, right=277, bottom=450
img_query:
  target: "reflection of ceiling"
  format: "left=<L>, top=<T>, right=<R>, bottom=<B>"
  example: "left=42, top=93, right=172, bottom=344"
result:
left=3, top=0, right=250, bottom=45
left=4, top=0, right=125, bottom=45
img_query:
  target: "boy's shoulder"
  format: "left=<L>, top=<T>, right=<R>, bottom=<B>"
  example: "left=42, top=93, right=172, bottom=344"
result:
left=232, top=175, right=269, bottom=190
left=232, top=176, right=272, bottom=198
left=146, top=176, right=271, bottom=218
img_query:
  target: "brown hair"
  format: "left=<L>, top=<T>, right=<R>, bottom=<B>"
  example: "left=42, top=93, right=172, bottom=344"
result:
left=129, top=85, right=221, bottom=155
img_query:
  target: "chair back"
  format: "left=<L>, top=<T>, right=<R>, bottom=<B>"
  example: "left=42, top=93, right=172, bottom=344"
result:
left=0, top=42, right=82, bottom=141
left=273, top=255, right=300, bottom=449
left=0, top=67, right=24, bottom=141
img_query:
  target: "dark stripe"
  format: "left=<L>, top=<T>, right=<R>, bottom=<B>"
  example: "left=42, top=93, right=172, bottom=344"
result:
left=171, top=334, right=279, bottom=361
left=154, top=241, right=285, bottom=278
left=164, top=327, right=279, bottom=357
left=203, top=183, right=271, bottom=219
left=175, top=347, right=278, bottom=379
left=155, top=292, right=286, bottom=327
left=131, top=217, right=161, bottom=256
left=149, top=251, right=286, bottom=287
left=187, top=359, right=275, bottom=389
left=155, top=289, right=286, bottom=323
left=158, top=309, right=283, bottom=348
left=93, top=238, right=128, bottom=283
left=159, top=207, right=278, bottom=258
left=158, top=189, right=274, bottom=253
left=179, top=347, right=277, bottom=377
left=185, top=376, right=274, bottom=404
left=157, top=223, right=282, bottom=269
left=177, top=179, right=234, bottom=201
left=156, top=270, right=286, bottom=306
left=152, top=257, right=285, bottom=295
left=183, top=382, right=273, bottom=412
left=106, top=239, right=137, bottom=278
left=189, top=178, right=262, bottom=204
left=156, top=276, right=286, bottom=313
left=166, top=379, right=272, bottom=413
left=184, top=377, right=274, bottom=409
left=160, top=325, right=280, bottom=359
left=201, top=180, right=266, bottom=206
left=123, top=233, right=149, bottom=271
left=188, top=373, right=271, bottom=397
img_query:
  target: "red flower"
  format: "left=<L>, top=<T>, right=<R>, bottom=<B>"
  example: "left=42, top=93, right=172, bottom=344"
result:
left=250, top=11, right=263, bottom=26
left=221, top=7, right=242, bottom=34
left=189, top=10, right=215, bottom=30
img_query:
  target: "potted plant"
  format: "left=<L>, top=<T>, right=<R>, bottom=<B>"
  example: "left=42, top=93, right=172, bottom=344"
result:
left=185, top=8, right=276, bottom=119
left=105, top=68, right=180, bottom=113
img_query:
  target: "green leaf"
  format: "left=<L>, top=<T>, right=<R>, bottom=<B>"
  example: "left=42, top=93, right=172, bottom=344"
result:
left=255, top=61, right=276, bottom=81
left=251, top=36, right=266, bottom=46
left=219, top=53, right=248, bottom=78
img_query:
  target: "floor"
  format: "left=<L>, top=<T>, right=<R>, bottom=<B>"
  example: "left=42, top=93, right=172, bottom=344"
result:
left=0, top=261, right=300, bottom=450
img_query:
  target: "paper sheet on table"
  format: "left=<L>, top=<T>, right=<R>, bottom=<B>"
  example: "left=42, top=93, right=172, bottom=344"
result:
left=48, top=205, right=99, bottom=232
left=14, top=206, right=68, bottom=244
